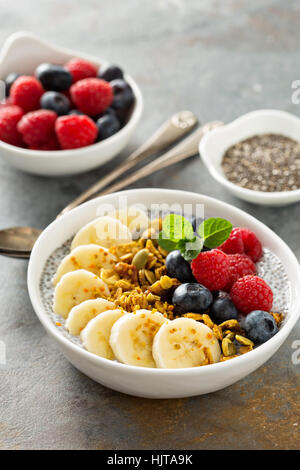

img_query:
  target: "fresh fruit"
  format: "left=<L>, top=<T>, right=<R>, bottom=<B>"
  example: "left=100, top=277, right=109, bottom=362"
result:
left=40, top=91, right=70, bottom=115
left=238, top=228, right=263, bottom=262
left=10, top=76, right=44, bottom=112
left=70, top=78, right=113, bottom=116
left=52, top=244, right=117, bottom=285
left=98, top=64, right=124, bottom=82
left=109, top=309, right=166, bottom=367
left=65, top=58, right=98, bottom=83
left=66, top=298, right=115, bottom=335
left=5, top=72, right=20, bottom=96
left=29, top=135, right=60, bottom=151
left=111, top=79, right=134, bottom=110
left=68, top=109, right=84, bottom=115
left=96, top=113, right=120, bottom=140
left=172, top=283, right=213, bottom=314
left=17, top=110, right=57, bottom=146
left=53, top=269, right=110, bottom=319
left=55, top=114, right=97, bottom=149
left=244, top=310, right=278, bottom=344
left=230, top=275, right=273, bottom=314
left=81, top=309, right=126, bottom=359
left=0, top=105, right=24, bottom=146
left=35, top=63, right=72, bottom=91
left=218, top=227, right=244, bottom=254
left=224, top=253, right=256, bottom=291
left=71, top=216, right=132, bottom=250
left=166, top=250, right=195, bottom=283
left=210, top=297, right=238, bottom=323
left=152, top=317, right=221, bottom=368
left=191, top=249, right=230, bottom=291
left=107, top=206, right=149, bottom=233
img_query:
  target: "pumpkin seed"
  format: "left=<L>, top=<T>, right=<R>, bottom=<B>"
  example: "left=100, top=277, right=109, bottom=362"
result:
left=132, top=249, right=149, bottom=269
left=219, top=319, right=241, bottom=331
left=235, top=335, right=254, bottom=348
left=225, top=331, right=236, bottom=341
left=222, top=337, right=237, bottom=356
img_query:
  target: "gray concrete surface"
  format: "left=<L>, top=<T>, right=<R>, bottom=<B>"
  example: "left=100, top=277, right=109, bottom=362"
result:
left=0, top=0, right=299, bottom=450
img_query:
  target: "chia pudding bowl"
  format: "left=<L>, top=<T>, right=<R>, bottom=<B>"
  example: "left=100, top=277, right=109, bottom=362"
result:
left=27, top=189, right=300, bottom=398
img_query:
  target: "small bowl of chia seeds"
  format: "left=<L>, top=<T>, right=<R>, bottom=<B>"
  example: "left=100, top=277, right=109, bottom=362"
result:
left=199, top=109, right=300, bottom=206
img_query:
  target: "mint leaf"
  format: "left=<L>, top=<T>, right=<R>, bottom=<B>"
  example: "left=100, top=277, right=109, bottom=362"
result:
left=198, top=217, right=232, bottom=248
left=162, top=214, right=194, bottom=242
left=157, top=231, right=178, bottom=252
left=177, top=236, right=203, bottom=261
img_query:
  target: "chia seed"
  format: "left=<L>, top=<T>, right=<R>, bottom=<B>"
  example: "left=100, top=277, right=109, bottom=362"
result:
left=222, top=134, right=300, bottom=192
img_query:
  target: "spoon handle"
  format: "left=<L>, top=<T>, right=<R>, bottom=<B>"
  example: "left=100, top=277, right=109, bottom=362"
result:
left=97, top=121, right=223, bottom=196
left=58, top=110, right=198, bottom=217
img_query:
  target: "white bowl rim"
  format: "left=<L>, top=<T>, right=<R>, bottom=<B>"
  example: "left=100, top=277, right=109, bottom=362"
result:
left=27, top=188, right=300, bottom=375
left=199, top=109, right=300, bottom=201
left=0, top=31, right=143, bottom=158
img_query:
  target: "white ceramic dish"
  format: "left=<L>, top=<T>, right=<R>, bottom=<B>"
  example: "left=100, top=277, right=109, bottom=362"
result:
left=27, top=188, right=300, bottom=398
left=0, top=31, right=143, bottom=176
left=199, top=109, right=300, bottom=206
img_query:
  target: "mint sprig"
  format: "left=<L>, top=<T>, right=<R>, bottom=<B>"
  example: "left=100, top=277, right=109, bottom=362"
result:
left=158, top=215, right=232, bottom=261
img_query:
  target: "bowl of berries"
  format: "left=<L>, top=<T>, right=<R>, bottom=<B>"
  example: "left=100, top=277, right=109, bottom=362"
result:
left=27, top=188, right=300, bottom=398
left=0, top=31, right=143, bottom=176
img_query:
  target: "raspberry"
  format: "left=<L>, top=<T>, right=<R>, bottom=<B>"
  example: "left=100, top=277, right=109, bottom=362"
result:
left=55, top=115, right=98, bottom=149
left=17, top=110, right=57, bottom=146
left=223, top=254, right=256, bottom=291
left=10, top=76, right=44, bottom=112
left=70, top=78, right=113, bottom=116
left=65, top=58, right=98, bottom=83
left=0, top=105, right=24, bottom=146
left=29, top=135, right=60, bottom=151
left=218, top=227, right=244, bottom=254
left=238, top=228, right=263, bottom=262
left=230, top=275, right=273, bottom=314
left=191, top=249, right=230, bottom=291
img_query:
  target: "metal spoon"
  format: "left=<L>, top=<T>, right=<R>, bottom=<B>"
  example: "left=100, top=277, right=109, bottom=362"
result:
left=0, top=111, right=198, bottom=258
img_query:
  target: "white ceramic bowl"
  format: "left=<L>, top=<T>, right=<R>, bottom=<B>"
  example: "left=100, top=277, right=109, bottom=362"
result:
left=27, top=189, right=300, bottom=398
left=0, top=31, right=143, bottom=176
left=199, top=109, right=300, bottom=206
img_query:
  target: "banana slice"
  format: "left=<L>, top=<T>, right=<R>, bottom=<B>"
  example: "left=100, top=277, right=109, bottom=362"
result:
left=152, top=317, right=221, bottom=368
left=53, top=269, right=110, bottom=319
left=71, top=216, right=132, bottom=250
left=108, top=206, right=149, bottom=233
left=81, top=309, right=126, bottom=359
left=109, top=309, right=167, bottom=368
left=52, top=244, right=117, bottom=286
left=66, top=298, right=115, bottom=335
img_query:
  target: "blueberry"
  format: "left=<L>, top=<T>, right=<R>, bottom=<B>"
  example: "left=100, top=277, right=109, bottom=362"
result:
left=172, top=283, right=213, bottom=315
left=166, top=250, right=195, bottom=283
left=35, top=63, right=72, bottom=91
left=96, top=113, right=120, bottom=141
left=98, top=64, right=124, bottom=82
left=93, top=107, right=117, bottom=121
left=111, top=79, right=134, bottom=110
left=41, top=91, right=70, bottom=115
left=5, top=73, right=20, bottom=96
left=244, top=310, right=278, bottom=344
left=210, top=298, right=238, bottom=323
left=68, top=109, right=84, bottom=115
left=191, top=216, right=203, bottom=232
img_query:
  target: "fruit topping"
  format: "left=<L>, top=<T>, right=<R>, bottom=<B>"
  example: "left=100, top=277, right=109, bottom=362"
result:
left=35, top=63, right=72, bottom=91
left=243, top=310, right=278, bottom=344
left=55, top=114, right=98, bottom=150
left=230, top=275, right=273, bottom=314
left=172, top=283, right=213, bottom=315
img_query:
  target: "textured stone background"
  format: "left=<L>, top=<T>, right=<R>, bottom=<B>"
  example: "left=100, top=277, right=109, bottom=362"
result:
left=0, top=0, right=299, bottom=450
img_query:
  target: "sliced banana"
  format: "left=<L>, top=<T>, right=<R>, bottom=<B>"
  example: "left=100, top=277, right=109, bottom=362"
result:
left=109, top=309, right=167, bottom=368
left=71, top=216, right=132, bottom=250
left=152, top=317, right=221, bottom=369
left=66, top=298, right=115, bottom=335
left=53, top=269, right=110, bottom=319
left=52, top=244, right=117, bottom=286
left=81, top=309, right=126, bottom=359
left=108, top=206, right=149, bottom=233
